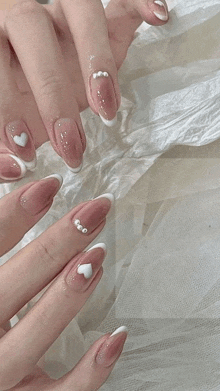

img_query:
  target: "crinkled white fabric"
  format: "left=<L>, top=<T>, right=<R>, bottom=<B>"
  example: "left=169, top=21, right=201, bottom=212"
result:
left=2, top=0, right=220, bottom=389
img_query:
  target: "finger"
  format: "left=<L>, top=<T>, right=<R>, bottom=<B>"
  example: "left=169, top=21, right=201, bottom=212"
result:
left=0, top=28, right=36, bottom=170
left=5, top=0, right=86, bottom=172
left=0, top=174, right=62, bottom=256
left=60, top=326, right=128, bottom=391
left=105, top=0, right=169, bottom=68
left=60, top=0, right=121, bottom=127
left=0, top=152, right=27, bottom=182
left=0, top=245, right=106, bottom=389
left=0, top=193, right=113, bottom=325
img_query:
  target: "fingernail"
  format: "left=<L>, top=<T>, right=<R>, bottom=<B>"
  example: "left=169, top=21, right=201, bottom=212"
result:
left=66, top=245, right=105, bottom=291
left=86, top=242, right=107, bottom=254
left=0, top=154, right=27, bottom=180
left=153, top=0, right=168, bottom=21
left=96, top=326, right=128, bottom=367
left=20, top=174, right=62, bottom=215
left=65, top=161, right=83, bottom=173
left=5, top=120, right=37, bottom=170
left=54, top=118, right=83, bottom=171
left=90, top=71, right=118, bottom=127
left=72, top=193, right=113, bottom=235
left=94, top=193, right=115, bottom=203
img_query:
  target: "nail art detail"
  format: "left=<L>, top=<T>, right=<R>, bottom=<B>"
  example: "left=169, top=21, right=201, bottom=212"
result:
left=94, top=193, right=114, bottom=203
left=111, top=326, right=128, bottom=337
left=93, top=71, right=109, bottom=79
left=87, top=243, right=107, bottom=253
left=90, top=72, right=118, bottom=126
left=6, top=121, right=36, bottom=166
left=77, top=263, right=93, bottom=279
left=54, top=118, right=83, bottom=171
left=153, top=0, right=168, bottom=21
left=65, top=161, right=83, bottom=173
left=74, top=218, right=88, bottom=234
left=13, top=132, right=28, bottom=147
left=43, top=174, right=63, bottom=189
left=9, top=155, right=27, bottom=177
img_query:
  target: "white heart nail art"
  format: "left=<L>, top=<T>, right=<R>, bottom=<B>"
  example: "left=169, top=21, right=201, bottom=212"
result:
left=77, top=263, right=93, bottom=279
left=13, top=132, right=28, bottom=147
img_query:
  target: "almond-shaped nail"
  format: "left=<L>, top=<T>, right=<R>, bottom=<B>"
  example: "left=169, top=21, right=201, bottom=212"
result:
left=72, top=193, right=113, bottom=235
left=90, top=71, right=118, bottom=127
left=66, top=245, right=106, bottom=291
left=96, top=326, right=128, bottom=367
left=0, top=154, right=26, bottom=180
left=54, top=118, right=83, bottom=171
left=153, top=0, right=168, bottom=21
left=20, top=174, right=62, bottom=215
left=5, top=120, right=37, bottom=170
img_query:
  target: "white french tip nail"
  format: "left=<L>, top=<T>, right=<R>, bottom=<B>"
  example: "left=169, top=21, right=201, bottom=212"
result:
left=154, top=0, right=165, bottom=6
left=153, top=11, right=168, bottom=21
left=65, top=161, right=83, bottom=173
left=43, top=174, right=63, bottom=189
left=99, top=114, right=117, bottom=127
left=9, top=154, right=27, bottom=177
left=111, top=326, right=128, bottom=337
left=87, top=243, right=107, bottom=253
left=23, top=157, right=37, bottom=171
left=94, top=193, right=114, bottom=203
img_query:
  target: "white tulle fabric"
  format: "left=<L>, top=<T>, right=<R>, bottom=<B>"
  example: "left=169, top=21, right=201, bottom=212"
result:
left=2, top=0, right=220, bottom=389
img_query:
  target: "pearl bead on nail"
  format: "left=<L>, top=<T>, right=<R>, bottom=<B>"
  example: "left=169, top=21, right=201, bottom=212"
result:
left=74, top=219, right=88, bottom=234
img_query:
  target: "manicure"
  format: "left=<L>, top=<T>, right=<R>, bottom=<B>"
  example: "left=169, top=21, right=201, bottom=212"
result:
left=153, top=0, right=168, bottom=21
left=53, top=118, right=83, bottom=172
left=96, top=326, right=128, bottom=367
left=72, top=193, right=114, bottom=235
left=5, top=120, right=37, bottom=170
left=66, top=243, right=106, bottom=291
left=20, top=174, right=63, bottom=215
left=90, top=71, right=118, bottom=127
left=0, top=154, right=27, bottom=180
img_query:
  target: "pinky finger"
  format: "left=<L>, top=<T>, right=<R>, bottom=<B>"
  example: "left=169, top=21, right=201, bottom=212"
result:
left=58, top=326, right=128, bottom=391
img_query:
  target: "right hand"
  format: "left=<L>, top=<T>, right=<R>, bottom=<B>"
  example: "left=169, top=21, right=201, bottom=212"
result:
left=0, top=0, right=169, bottom=180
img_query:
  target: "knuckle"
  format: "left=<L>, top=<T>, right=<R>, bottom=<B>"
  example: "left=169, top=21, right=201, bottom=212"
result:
left=36, top=237, right=60, bottom=266
left=37, top=71, right=64, bottom=99
left=6, top=0, right=41, bottom=25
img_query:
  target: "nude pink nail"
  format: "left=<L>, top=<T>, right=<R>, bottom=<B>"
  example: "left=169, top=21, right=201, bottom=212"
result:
left=66, top=244, right=106, bottom=292
left=96, top=326, right=128, bottom=367
left=20, top=174, right=62, bottom=215
left=90, top=72, right=118, bottom=127
left=53, top=118, right=83, bottom=172
left=72, top=193, right=113, bottom=235
left=5, top=120, right=36, bottom=170
left=0, top=154, right=26, bottom=180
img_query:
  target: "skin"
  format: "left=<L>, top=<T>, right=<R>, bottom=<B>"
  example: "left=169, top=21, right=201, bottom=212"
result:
left=0, top=0, right=169, bottom=177
left=0, top=176, right=128, bottom=390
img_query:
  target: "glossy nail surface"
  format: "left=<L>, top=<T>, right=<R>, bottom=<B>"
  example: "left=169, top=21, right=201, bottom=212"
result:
left=5, top=120, right=36, bottom=169
left=90, top=72, right=118, bottom=126
left=0, top=154, right=26, bottom=180
left=20, top=174, right=62, bottom=215
left=96, top=327, right=128, bottom=367
left=66, top=245, right=106, bottom=292
left=54, top=118, right=83, bottom=170
left=72, top=194, right=113, bottom=235
left=153, top=0, right=168, bottom=21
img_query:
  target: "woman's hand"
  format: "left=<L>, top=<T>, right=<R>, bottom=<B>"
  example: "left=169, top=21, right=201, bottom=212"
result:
left=0, top=0, right=169, bottom=180
left=0, top=176, right=127, bottom=390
